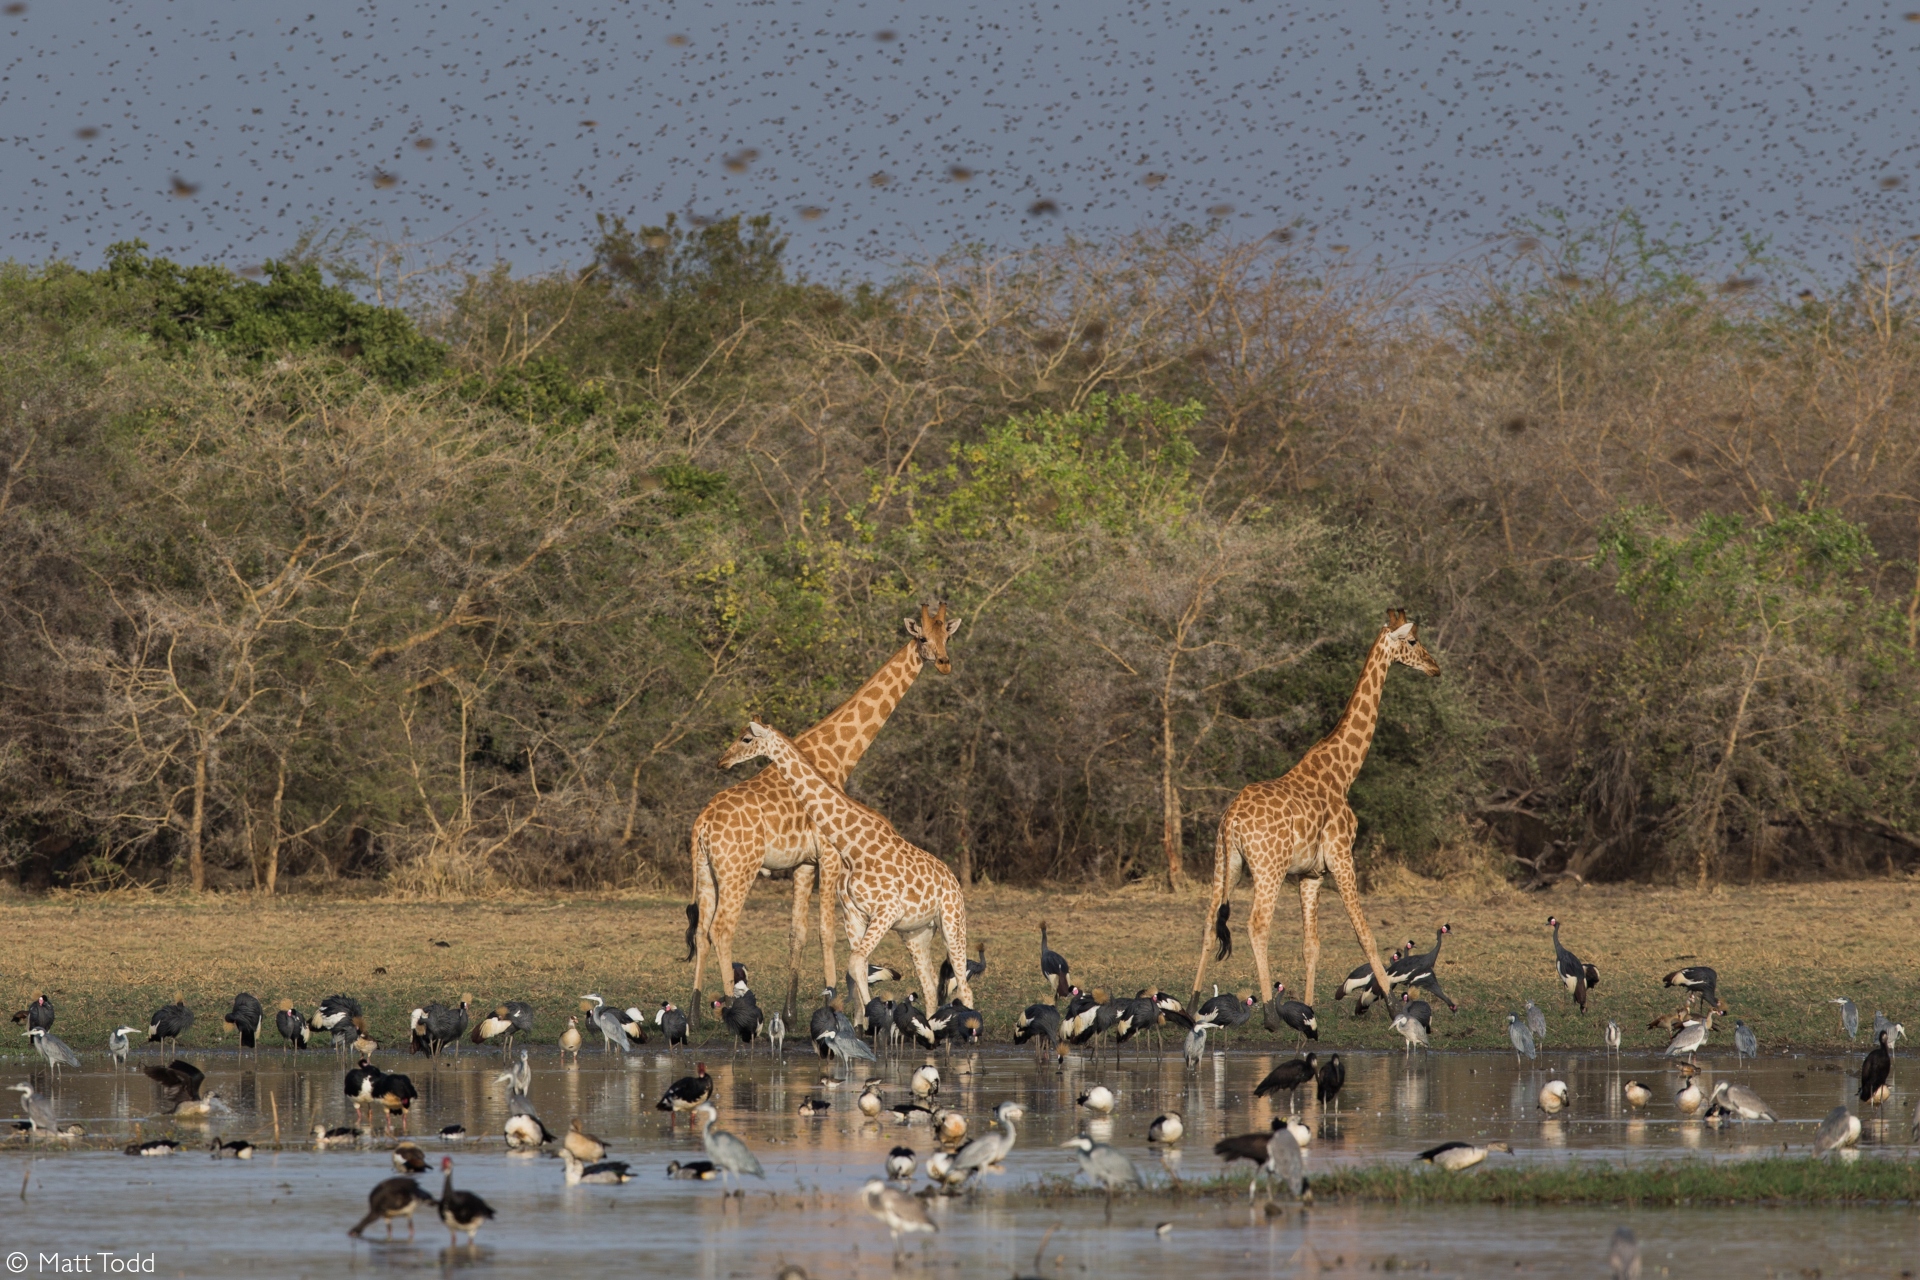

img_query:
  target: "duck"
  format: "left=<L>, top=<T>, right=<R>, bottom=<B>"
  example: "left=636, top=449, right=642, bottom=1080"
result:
left=313, top=1124, right=361, bottom=1149
left=1623, top=1080, right=1653, bottom=1108
left=559, top=1148, right=635, bottom=1185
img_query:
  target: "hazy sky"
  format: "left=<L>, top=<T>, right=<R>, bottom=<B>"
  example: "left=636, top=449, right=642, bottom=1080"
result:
left=3, top=0, right=1917, bottom=285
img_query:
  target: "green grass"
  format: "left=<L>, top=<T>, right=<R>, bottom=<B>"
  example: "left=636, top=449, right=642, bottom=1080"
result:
left=1031, top=1157, right=1920, bottom=1206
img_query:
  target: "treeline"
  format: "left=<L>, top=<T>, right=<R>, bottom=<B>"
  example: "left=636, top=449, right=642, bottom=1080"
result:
left=0, top=213, right=1915, bottom=894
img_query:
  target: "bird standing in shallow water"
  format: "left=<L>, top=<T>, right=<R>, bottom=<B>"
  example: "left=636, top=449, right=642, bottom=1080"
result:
left=1537, top=1080, right=1569, bottom=1113
left=1148, top=1111, right=1183, bottom=1143
left=656, top=1062, right=713, bottom=1131
left=1604, top=1020, right=1621, bottom=1058
left=1546, top=917, right=1598, bottom=1012
left=438, top=1157, right=496, bottom=1251
left=1061, top=1135, right=1140, bottom=1216
left=1832, top=997, right=1859, bottom=1041
left=695, top=1102, right=765, bottom=1188
left=1622, top=1080, right=1652, bottom=1108
left=1859, top=1029, right=1894, bottom=1114
left=1734, top=1020, right=1758, bottom=1061
left=1814, top=1104, right=1861, bottom=1155
left=1507, top=1013, right=1536, bottom=1064
left=27, top=1027, right=80, bottom=1076
left=862, top=1178, right=936, bottom=1256
left=349, top=1175, right=434, bottom=1240
left=885, top=1146, right=916, bottom=1181
left=1253, top=1053, right=1318, bottom=1106
left=1039, top=921, right=1071, bottom=999
left=1316, top=1053, right=1346, bottom=1110
left=223, top=993, right=263, bottom=1052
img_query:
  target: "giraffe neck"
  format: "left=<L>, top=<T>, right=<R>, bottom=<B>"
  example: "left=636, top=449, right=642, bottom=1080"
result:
left=1311, top=628, right=1392, bottom=794
left=761, top=727, right=864, bottom=849
left=793, top=639, right=925, bottom=785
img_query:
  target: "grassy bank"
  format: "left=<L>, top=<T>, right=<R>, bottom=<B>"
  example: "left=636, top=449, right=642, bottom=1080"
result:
left=2, top=878, right=1914, bottom=1054
left=1034, top=1157, right=1920, bottom=1206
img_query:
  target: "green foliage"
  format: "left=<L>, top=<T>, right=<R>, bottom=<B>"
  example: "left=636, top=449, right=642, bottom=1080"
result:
left=96, top=241, right=445, bottom=383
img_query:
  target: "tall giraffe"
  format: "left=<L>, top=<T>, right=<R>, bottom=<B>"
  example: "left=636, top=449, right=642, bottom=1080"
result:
left=688, top=602, right=962, bottom=1015
left=719, top=720, right=976, bottom=1015
left=1190, top=609, right=1440, bottom=1010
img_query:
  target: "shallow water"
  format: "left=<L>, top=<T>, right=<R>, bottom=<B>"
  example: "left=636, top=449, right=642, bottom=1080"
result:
left=2, top=1039, right=1915, bottom=1277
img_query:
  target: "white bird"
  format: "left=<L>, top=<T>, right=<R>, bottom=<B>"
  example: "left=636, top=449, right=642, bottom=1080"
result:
left=1604, top=1020, right=1621, bottom=1057
left=1622, top=1080, right=1652, bottom=1108
left=1708, top=1081, right=1777, bottom=1121
left=1282, top=1114, right=1312, bottom=1149
left=1416, top=1140, right=1512, bottom=1172
left=108, top=1026, right=137, bottom=1063
left=1674, top=1079, right=1703, bottom=1115
left=885, top=1146, right=917, bottom=1181
left=1537, top=1080, right=1569, bottom=1114
left=769, top=1012, right=785, bottom=1056
left=862, top=1178, right=936, bottom=1254
left=911, top=1063, right=941, bottom=1098
left=1390, top=1011, right=1429, bottom=1054
left=1814, top=1104, right=1862, bottom=1155
left=1147, top=1112, right=1183, bottom=1143
left=857, top=1080, right=885, bottom=1118
left=1076, top=1085, right=1115, bottom=1114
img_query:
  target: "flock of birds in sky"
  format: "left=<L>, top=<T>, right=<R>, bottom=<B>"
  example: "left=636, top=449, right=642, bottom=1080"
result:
left=4, top=2, right=1920, bottom=283
left=6, top=909, right=1913, bottom=1258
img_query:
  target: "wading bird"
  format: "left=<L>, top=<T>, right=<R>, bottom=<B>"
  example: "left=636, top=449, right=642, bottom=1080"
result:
left=27, top=1027, right=79, bottom=1076
left=1148, top=1111, right=1183, bottom=1144
left=579, top=995, right=634, bottom=1055
left=695, top=1102, right=765, bottom=1188
left=348, top=1176, right=435, bottom=1240
left=1664, top=1011, right=1719, bottom=1066
left=1663, top=966, right=1724, bottom=1013
left=313, top=995, right=365, bottom=1050
left=144, top=1059, right=216, bottom=1116
left=1547, top=917, right=1598, bottom=1012
left=223, top=993, right=263, bottom=1052
left=1416, top=1140, right=1512, bottom=1172
left=1214, top=1118, right=1284, bottom=1193
left=1814, top=1105, right=1861, bottom=1155
left=1506, top=1013, right=1536, bottom=1064
left=1708, top=1081, right=1777, bottom=1121
left=1253, top=1053, right=1318, bottom=1106
left=1040, top=921, right=1071, bottom=999
left=472, top=1002, right=535, bottom=1055
left=1317, top=1053, right=1347, bottom=1110
left=949, top=1101, right=1023, bottom=1186
left=559, top=1148, right=634, bottom=1184
left=1265, top=982, right=1318, bottom=1041
left=862, top=1178, right=937, bottom=1257
left=1061, top=1135, right=1140, bottom=1215
left=8, top=1081, right=56, bottom=1136
left=1734, top=1020, right=1758, bottom=1062
left=108, top=1025, right=137, bottom=1064
left=1604, top=1020, right=1621, bottom=1058
left=1524, top=1000, right=1548, bottom=1043
left=274, top=1001, right=309, bottom=1053
left=437, top=1157, right=496, bottom=1251
left=656, top=1063, right=713, bottom=1131
left=1832, top=997, right=1859, bottom=1041
left=147, top=995, right=194, bottom=1053
left=1860, top=1030, right=1894, bottom=1114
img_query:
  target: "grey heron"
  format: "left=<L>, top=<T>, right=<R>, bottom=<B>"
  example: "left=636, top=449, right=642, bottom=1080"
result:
left=1872, top=1011, right=1906, bottom=1048
left=862, top=1178, right=936, bottom=1256
left=1813, top=1104, right=1861, bottom=1155
left=437, top=1157, right=497, bottom=1251
left=1537, top=1080, right=1569, bottom=1114
left=1733, top=1020, right=1758, bottom=1061
left=1390, top=1009, right=1429, bottom=1054
left=8, top=1081, right=56, bottom=1136
left=1261, top=1128, right=1306, bottom=1200
left=1183, top=1023, right=1209, bottom=1069
left=1061, top=1135, right=1141, bottom=1215
left=948, top=1101, right=1023, bottom=1185
left=108, top=1024, right=137, bottom=1063
left=495, top=1048, right=532, bottom=1095
left=27, top=1027, right=80, bottom=1075
left=1524, top=1000, right=1548, bottom=1043
left=1506, top=1013, right=1537, bottom=1064
left=1415, top=1140, right=1512, bottom=1172
left=579, top=995, right=634, bottom=1054
left=1833, top=997, right=1859, bottom=1041
left=1663, top=1010, right=1718, bottom=1065
left=819, top=1028, right=876, bottom=1078
left=695, top=1102, right=765, bottom=1187
left=1708, top=1081, right=1777, bottom=1121
left=1608, top=1226, right=1641, bottom=1280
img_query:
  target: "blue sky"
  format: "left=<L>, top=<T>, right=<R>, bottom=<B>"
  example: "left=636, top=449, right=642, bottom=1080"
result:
left=3, top=0, right=1916, bottom=284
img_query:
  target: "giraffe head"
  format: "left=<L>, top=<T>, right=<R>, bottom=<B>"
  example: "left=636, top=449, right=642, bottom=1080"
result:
left=717, top=719, right=780, bottom=770
left=904, top=600, right=963, bottom=674
left=1381, top=608, right=1441, bottom=676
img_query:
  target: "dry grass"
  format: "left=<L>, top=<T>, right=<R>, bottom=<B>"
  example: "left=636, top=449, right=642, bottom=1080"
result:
left=1, top=876, right=1911, bottom=1053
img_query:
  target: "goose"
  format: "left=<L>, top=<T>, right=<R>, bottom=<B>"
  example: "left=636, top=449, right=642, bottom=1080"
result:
left=933, top=1108, right=968, bottom=1144
left=348, top=1176, right=435, bottom=1240
left=654, top=1062, right=713, bottom=1131
left=391, top=1142, right=429, bottom=1173
left=1416, top=1140, right=1512, bottom=1172
left=665, top=1159, right=720, bottom=1180
left=563, top=1116, right=608, bottom=1163
left=1674, top=1078, right=1703, bottom=1115
left=312, top=1124, right=361, bottom=1149
left=1076, top=1084, right=1116, bottom=1114
left=210, top=1139, right=254, bottom=1159
left=857, top=1080, right=886, bottom=1118
left=437, top=1157, right=496, bottom=1250
left=559, top=1148, right=634, bottom=1185
left=558, top=1016, right=582, bottom=1062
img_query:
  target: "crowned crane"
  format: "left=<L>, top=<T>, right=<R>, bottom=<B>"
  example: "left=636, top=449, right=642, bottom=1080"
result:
left=1148, top=1111, right=1183, bottom=1143
left=1815, top=1104, right=1862, bottom=1155
left=1195, top=988, right=1256, bottom=1039
left=437, top=1157, right=496, bottom=1252
left=578, top=995, right=634, bottom=1055
left=1860, top=1029, right=1894, bottom=1114
left=1709, top=1081, right=1777, bottom=1121
left=695, top=1102, right=765, bottom=1187
left=1663, top=966, right=1725, bottom=1013
left=894, top=993, right=938, bottom=1050
left=559, top=1148, right=635, bottom=1185
left=223, top=993, right=264, bottom=1052
left=948, top=1101, right=1023, bottom=1185
left=312, top=995, right=365, bottom=1050
left=885, top=1145, right=917, bottom=1181
left=1833, top=997, right=1860, bottom=1041
left=410, top=999, right=469, bottom=1057
left=147, top=995, right=193, bottom=1053
left=1039, top=921, right=1071, bottom=999
left=1062, top=1135, right=1141, bottom=1216
left=472, top=1001, right=535, bottom=1055
left=938, top=941, right=988, bottom=1006
left=273, top=1001, right=309, bottom=1053
left=931, top=1000, right=983, bottom=1049
left=1015, top=1002, right=1065, bottom=1065
left=655, top=1062, right=713, bottom=1132
left=1339, top=949, right=1401, bottom=1017
left=144, top=1059, right=213, bottom=1116
left=27, top=1027, right=80, bottom=1076
left=1253, top=1053, right=1318, bottom=1107
left=8, top=1081, right=56, bottom=1136
left=12, top=994, right=53, bottom=1034
left=1265, top=983, right=1318, bottom=1042
left=1392, top=925, right=1458, bottom=1010
left=1664, top=1011, right=1719, bottom=1066
left=1416, top=1140, right=1512, bottom=1172
left=349, top=1175, right=435, bottom=1241
left=1547, top=917, right=1598, bottom=1012
left=862, top=1178, right=937, bottom=1257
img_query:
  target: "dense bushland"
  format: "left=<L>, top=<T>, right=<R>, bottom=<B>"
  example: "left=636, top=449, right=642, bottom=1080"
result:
left=0, top=214, right=1915, bottom=894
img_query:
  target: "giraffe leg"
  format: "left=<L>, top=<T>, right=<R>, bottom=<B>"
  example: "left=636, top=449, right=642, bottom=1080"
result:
left=846, top=904, right=905, bottom=1018
left=939, top=887, right=975, bottom=1008
left=1325, top=805, right=1393, bottom=996
left=1299, top=876, right=1323, bottom=1007
left=708, top=862, right=750, bottom=1018
left=1247, top=867, right=1281, bottom=1007
left=690, top=823, right=721, bottom=1019
left=902, top=927, right=942, bottom=1010
left=816, top=849, right=842, bottom=994
left=786, top=861, right=817, bottom=1020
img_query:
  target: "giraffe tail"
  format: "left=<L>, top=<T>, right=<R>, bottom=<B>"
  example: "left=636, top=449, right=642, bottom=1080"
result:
left=1212, top=902, right=1232, bottom=962
left=683, top=902, right=699, bottom=963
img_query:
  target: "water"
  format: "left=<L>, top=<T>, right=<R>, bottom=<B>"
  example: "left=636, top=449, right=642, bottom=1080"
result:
left=2, top=1040, right=1914, bottom=1277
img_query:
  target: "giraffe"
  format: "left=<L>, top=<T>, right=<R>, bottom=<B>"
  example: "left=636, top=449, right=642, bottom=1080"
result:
left=688, top=602, right=962, bottom=1016
left=1189, top=609, right=1440, bottom=1011
left=718, top=720, right=976, bottom=1017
